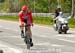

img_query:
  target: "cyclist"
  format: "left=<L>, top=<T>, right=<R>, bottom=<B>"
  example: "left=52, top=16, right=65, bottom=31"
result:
left=18, top=5, right=33, bottom=47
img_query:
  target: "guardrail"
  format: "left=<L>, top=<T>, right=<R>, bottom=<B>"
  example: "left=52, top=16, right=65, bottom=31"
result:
left=0, top=13, right=18, bottom=16
left=0, top=13, right=55, bottom=17
left=0, top=13, right=71, bottom=18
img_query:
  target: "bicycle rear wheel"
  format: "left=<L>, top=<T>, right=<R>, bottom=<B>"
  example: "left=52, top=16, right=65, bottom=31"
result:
left=24, top=27, right=31, bottom=49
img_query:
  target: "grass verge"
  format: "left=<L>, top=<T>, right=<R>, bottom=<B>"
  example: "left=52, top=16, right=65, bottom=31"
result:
left=0, top=16, right=75, bottom=28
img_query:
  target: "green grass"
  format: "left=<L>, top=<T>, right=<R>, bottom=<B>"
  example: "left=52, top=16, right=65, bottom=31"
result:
left=0, top=16, right=75, bottom=28
left=68, top=18, right=75, bottom=28
left=33, top=16, right=53, bottom=25
left=0, top=16, right=18, bottom=21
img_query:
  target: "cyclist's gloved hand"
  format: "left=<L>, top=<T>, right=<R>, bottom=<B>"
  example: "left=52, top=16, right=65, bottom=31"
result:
left=21, top=22, right=25, bottom=27
left=32, top=24, right=34, bottom=27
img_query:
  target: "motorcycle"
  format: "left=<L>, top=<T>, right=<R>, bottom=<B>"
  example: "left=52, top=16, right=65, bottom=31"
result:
left=54, top=14, right=69, bottom=34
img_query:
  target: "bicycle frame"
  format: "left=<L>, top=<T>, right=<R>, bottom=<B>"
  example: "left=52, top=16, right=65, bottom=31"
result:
left=24, top=26, right=31, bottom=49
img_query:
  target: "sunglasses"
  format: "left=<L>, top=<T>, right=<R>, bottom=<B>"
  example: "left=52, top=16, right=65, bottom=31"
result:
left=23, top=10, right=27, bottom=12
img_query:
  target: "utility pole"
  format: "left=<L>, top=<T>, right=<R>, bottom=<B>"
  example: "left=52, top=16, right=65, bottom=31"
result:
left=34, top=0, right=35, bottom=13
left=57, top=0, right=61, bottom=8
left=57, top=0, right=60, bottom=6
left=71, top=0, right=74, bottom=17
left=48, top=0, right=50, bottom=13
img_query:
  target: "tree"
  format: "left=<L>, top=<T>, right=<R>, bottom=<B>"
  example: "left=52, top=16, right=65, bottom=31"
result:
left=62, top=0, right=71, bottom=13
left=0, top=0, right=73, bottom=13
left=0, top=0, right=4, bottom=3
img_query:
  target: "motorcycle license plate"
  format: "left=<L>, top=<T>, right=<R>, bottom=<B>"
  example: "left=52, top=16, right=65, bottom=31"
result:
left=63, top=25, right=66, bottom=27
left=62, top=25, right=66, bottom=29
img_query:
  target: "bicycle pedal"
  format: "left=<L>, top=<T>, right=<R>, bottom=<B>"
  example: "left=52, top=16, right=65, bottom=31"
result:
left=30, top=42, right=33, bottom=47
left=24, top=39, right=27, bottom=44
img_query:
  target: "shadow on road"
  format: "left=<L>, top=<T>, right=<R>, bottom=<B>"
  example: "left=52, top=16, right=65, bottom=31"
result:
left=67, top=32, right=75, bottom=34
left=0, top=31, right=3, bottom=33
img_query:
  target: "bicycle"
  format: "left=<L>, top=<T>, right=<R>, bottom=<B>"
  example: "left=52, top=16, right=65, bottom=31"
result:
left=20, top=25, right=31, bottom=49
left=24, top=25, right=31, bottom=49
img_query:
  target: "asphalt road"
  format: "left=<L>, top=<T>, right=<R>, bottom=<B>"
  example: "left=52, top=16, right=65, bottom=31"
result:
left=0, top=20, right=75, bottom=53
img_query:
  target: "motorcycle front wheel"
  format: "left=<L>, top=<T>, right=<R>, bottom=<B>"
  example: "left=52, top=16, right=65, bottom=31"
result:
left=58, top=31, right=62, bottom=34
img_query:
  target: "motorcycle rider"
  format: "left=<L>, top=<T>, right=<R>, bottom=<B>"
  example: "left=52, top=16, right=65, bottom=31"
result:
left=54, top=7, right=62, bottom=23
left=54, top=7, right=62, bottom=31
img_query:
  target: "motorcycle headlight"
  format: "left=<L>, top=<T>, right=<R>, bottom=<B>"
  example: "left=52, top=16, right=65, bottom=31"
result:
left=61, top=21, right=68, bottom=24
left=64, top=21, right=68, bottom=23
left=61, top=21, right=64, bottom=24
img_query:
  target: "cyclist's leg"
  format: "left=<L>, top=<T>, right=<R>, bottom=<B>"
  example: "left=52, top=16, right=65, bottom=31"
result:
left=20, top=26, right=24, bottom=32
left=20, top=25, right=24, bottom=38
left=27, top=26, right=33, bottom=46
left=26, top=26, right=32, bottom=38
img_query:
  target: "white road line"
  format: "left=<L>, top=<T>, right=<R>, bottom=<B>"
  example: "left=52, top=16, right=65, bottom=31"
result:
left=58, top=39, right=75, bottom=43
left=63, top=52, right=75, bottom=53
left=51, top=44, right=65, bottom=47
left=35, top=43, right=64, bottom=47
left=38, top=34, right=49, bottom=38
left=0, top=26, right=18, bottom=32
left=56, top=34, right=75, bottom=38
left=0, top=44, right=23, bottom=53
left=16, top=42, right=65, bottom=48
left=35, top=42, right=50, bottom=45
left=0, top=26, right=2, bottom=27
left=5, top=28, right=18, bottom=31
left=16, top=43, right=50, bottom=46
left=0, top=20, right=19, bottom=24
left=0, top=36, right=20, bottom=38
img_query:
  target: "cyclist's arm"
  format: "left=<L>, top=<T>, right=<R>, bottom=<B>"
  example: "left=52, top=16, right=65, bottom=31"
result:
left=18, top=12, right=24, bottom=25
left=28, top=11, right=33, bottom=25
left=30, top=12, right=33, bottom=24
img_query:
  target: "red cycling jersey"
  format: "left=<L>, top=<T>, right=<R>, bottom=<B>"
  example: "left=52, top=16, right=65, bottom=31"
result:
left=18, top=10, right=33, bottom=26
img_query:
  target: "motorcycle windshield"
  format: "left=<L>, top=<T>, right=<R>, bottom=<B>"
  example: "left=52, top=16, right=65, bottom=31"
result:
left=57, top=15, right=68, bottom=24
